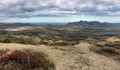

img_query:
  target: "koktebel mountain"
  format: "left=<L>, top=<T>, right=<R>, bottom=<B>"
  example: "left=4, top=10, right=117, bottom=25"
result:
left=67, top=20, right=120, bottom=27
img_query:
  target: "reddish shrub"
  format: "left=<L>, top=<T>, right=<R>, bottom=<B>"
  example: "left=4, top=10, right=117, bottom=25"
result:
left=0, top=51, right=55, bottom=70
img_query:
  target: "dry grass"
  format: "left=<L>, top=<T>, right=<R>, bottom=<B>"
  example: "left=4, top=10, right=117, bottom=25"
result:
left=90, top=43, right=120, bottom=62
left=101, top=47, right=120, bottom=55
left=0, top=49, right=9, bottom=56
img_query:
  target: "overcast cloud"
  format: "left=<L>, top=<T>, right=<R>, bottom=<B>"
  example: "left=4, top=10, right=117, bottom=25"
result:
left=0, top=0, right=120, bottom=18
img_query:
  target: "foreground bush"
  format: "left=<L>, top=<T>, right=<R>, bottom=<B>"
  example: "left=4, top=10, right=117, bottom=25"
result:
left=0, top=50, right=55, bottom=70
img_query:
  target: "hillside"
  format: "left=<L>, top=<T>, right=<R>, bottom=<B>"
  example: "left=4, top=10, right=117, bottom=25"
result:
left=0, top=42, right=120, bottom=70
left=0, top=21, right=120, bottom=70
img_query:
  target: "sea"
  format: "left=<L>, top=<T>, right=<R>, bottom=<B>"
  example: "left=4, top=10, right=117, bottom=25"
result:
left=4, top=22, right=67, bottom=26
left=26, top=22, right=67, bottom=25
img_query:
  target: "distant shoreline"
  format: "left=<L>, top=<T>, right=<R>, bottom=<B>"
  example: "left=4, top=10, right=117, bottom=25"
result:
left=0, top=22, right=67, bottom=25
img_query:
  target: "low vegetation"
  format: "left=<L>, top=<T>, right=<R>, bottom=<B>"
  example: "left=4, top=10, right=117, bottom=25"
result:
left=90, top=41, right=120, bottom=62
left=0, top=50, right=55, bottom=70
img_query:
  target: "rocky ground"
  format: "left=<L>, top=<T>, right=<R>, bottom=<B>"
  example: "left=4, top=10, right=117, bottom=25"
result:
left=0, top=42, right=120, bottom=70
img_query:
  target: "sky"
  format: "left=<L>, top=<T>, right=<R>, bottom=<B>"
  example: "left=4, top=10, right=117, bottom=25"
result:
left=0, top=0, right=120, bottom=23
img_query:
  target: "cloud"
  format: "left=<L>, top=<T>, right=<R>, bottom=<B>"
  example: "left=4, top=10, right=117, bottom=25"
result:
left=0, top=0, right=120, bottom=18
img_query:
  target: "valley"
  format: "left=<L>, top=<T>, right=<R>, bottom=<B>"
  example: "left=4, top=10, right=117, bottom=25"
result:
left=0, top=21, right=120, bottom=70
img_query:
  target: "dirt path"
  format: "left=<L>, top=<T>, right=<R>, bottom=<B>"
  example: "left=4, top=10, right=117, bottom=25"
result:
left=0, top=42, right=120, bottom=70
